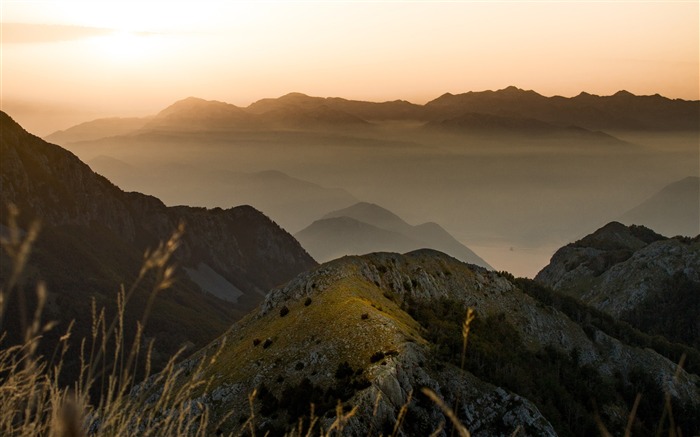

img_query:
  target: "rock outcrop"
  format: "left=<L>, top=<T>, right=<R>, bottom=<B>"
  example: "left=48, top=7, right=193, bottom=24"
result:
left=165, top=250, right=699, bottom=436
left=536, top=222, right=700, bottom=348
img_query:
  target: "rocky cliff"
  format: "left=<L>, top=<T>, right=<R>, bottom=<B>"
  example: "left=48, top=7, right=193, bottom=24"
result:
left=535, top=222, right=700, bottom=348
left=159, top=250, right=699, bottom=436
left=0, top=111, right=316, bottom=365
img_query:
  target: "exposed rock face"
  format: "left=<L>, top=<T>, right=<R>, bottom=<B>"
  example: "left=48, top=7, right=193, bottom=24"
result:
left=535, top=222, right=667, bottom=293
left=536, top=221, right=700, bottom=351
left=0, top=111, right=316, bottom=363
left=1, top=111, right=315, bottom=305
left=167, top=250, right=698, bottom=436
left=536, top=222, right=699, bottom=320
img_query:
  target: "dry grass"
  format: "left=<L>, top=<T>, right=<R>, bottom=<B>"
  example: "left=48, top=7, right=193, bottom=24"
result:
left=0, top=206, right=217, bottom=437
left=0, top=203, right=683, bottom=436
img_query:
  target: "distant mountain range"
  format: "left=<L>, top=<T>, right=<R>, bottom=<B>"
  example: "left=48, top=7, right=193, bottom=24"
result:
left=296, top=202, right=491, bottom=269
left=45, top=87, right=699, bottom=143
left=86, top=156, right=358, bottom=233
left=618, top=176, right=699, bottom=237
left=536, top=221, right=700, bottom=348
left=424, top=87, right=699, bottom=131
left=0, top=111, right=315, bottom=370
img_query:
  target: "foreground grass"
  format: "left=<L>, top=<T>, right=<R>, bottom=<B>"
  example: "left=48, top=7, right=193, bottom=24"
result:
left=0, top=205, right=688, bottom=436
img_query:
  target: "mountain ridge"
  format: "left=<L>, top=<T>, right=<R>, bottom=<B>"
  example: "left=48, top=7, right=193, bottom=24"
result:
left=297, top=202, right=492, bottom=269
left=535, top=221, right=700, bottom=348
left=0, top=111, right=316, bottom=370
left=45, top=87, right=699, bottom=141
left=148, top=249, right=700, bottom=436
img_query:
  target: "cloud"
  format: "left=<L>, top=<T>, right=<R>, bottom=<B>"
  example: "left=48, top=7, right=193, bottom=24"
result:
left=1, top=23, right=113, bottom=43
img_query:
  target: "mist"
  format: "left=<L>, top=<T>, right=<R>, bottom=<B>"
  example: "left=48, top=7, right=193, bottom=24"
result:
left=47, top=99, right=699, bottom=277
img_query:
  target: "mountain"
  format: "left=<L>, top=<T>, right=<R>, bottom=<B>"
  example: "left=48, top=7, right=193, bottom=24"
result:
left=295, top=216, right=423, bottom=261
left=296, top=202, right=492, bottom=268
left=424, top=111, right=627, bottom=144
left=535, top=222, right=700, bottom=348
left=43, top=116, right=151, bottom=143
left=144, top=97, right=255, bottom=131
left=256, top=104, right=369, bottom=129
left=247, top=92, right=424, bottom=121
left=86, top=158, right=358, bottom=233
left=46, top=88, right=698, bottom=144
left=618, top=176, right=700, bottom=237
left=140, top=250, right=700, bottom=436
left=0, top=111, right=316, bottom=369
left=425, top=86, right=700, bottom=131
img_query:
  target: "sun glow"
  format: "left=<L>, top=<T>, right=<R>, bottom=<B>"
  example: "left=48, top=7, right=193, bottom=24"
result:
left=87, top=31, right=170, bottom=65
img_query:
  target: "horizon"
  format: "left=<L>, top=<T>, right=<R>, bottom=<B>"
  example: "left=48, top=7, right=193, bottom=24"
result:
left=2, top=1, right=698, bottom=134
left=6, top=84, right=698, bottom=136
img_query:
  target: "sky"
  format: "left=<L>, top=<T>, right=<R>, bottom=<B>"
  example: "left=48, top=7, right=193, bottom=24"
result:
left=1, top=0, right=699, bottom=134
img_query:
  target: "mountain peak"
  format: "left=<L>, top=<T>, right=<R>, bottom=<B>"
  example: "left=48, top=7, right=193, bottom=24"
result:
left=156, top=96, right=243, bottom=117
left=323, top=202, right=408, bottom=228
left=573, top=221, right=665, bottom=251
left=613, top=90, right=635, bottom=98
left=500, top=85, right=523, bottom=93
left=1, top=111, right=24, bottom=133
left=279, top=92, right=313, bottom=99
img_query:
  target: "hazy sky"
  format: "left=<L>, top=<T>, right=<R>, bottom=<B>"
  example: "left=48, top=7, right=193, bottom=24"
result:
left=2, top=1, right=699, bottom=134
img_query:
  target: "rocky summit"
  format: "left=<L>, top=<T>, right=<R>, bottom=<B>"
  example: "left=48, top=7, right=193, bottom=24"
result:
left=536, top=222, right=700, bottom=348
left=151, top=250, right=699, bottom=436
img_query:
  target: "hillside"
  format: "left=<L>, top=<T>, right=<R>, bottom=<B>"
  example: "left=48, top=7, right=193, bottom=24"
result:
left=149, top=250, right=700, bottom=436
left=86, top=158, right=358, bottom=233
left=45, top=88, right=699, bottom=143
left=424, top=111, right=626, bottom=145
left=535, top=222, right=700, bottom=348
left=425, top=87, right=699, bottom=131
left=296, top=202, right=492, bottom=269
left=0, top=111, right=316, bottom=370
left=618, top=176, right=700, bottom=237
left=44, top=116, right=151, bottom=143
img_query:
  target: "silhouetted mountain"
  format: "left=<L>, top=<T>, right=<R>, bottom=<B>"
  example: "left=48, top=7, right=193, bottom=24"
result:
left=46, top=88, right=698, bottom=143
left=618, top=176, right=700, bottom=237
left=296, top=202, right=491, bottom=268
left=295, top=216, right=422, bottom=261
left=87, top=158, right=358, bottom=233
left=256, top=103, right=369, bottom=128
left=145, top=97, right=254, bottom=131
left=425, top=86, right=699, bottom=131
left=535, top=222, right=700, bottom=348
left=248, top=92, right=424, bottom=121
left=424, top=111, right=627, bottom=144
left=0, top=111, right=316, bottom=370
left=44, top=117, right=151, bottom=143
left=144, top=250, right=700, bottom=435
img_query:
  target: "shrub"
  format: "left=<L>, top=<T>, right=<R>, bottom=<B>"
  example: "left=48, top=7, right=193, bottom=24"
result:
left=304, top=297, right=312, bottom=306
left=335, top=361, right=354, bottom=379
left=280, top=305, right=289, bottom=317
left=263, top=338, right=273, bottom=349
left=370, top=351, right=385, bottom=363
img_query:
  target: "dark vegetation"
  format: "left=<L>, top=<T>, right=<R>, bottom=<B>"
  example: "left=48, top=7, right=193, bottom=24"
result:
left=505, top=274, right=700, bottom=375
left=405, top=293, right=700, bottom=436
left=620, top=272, right=700, bottom=349
left=256, top=361, right=370, bottom=434
left=0, top=223, right=237, bottom=395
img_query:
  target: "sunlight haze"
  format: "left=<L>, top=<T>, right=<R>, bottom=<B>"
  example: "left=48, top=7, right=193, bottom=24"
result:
left=2, top=1, right=698, bottom=134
